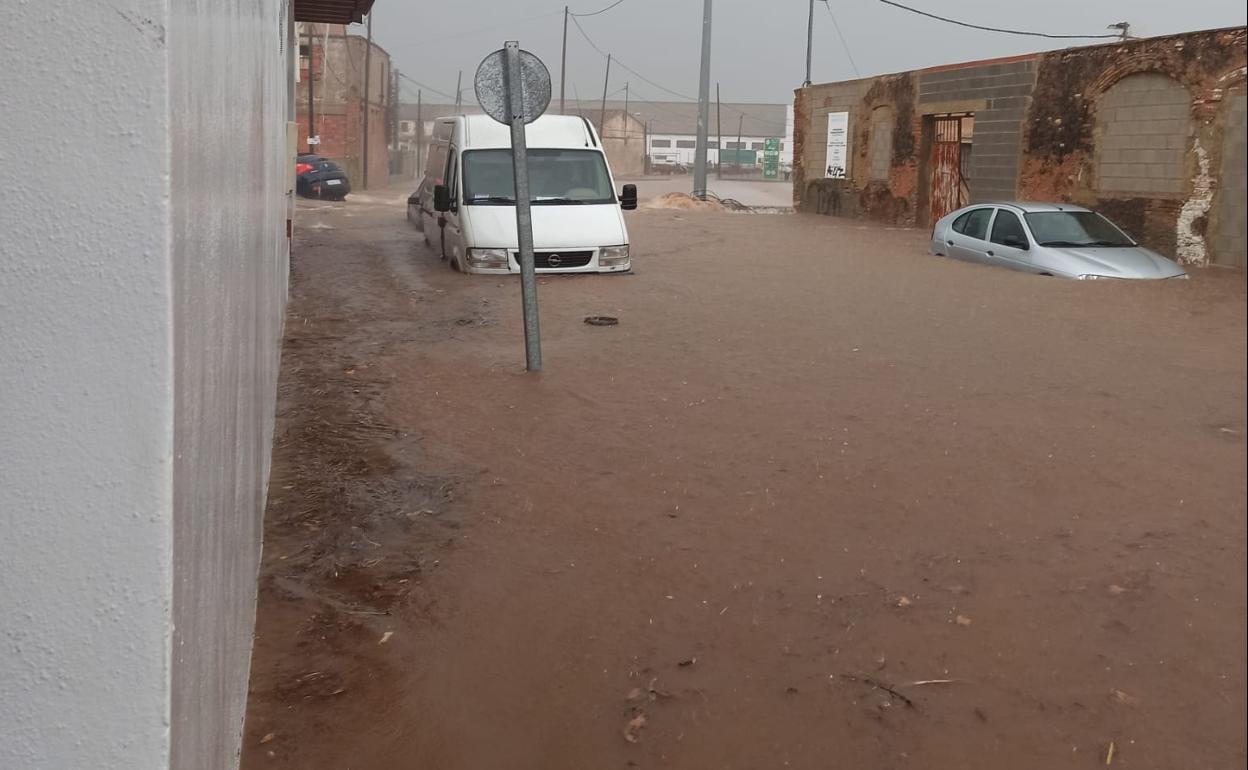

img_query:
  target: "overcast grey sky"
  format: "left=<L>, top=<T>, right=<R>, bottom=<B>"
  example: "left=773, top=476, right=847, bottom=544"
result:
left=362, top=0, right=1246, bottom=105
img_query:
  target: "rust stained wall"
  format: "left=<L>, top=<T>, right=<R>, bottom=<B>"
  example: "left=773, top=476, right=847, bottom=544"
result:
left=791, top=86, right=809, bottom=208
left=791, top=78, right=873, bottom=218
left=1019, top=27, right=1246, bottom=263
left=793, top=75, right=917, bottom=224
left=794, top=26, right=1246, bottom=266
left=858, top=73, right=919, bottom=224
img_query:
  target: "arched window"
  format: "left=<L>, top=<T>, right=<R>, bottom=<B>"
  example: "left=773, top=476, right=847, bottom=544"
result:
left=1096, top=74, right=1191, bottom=196
left=868, top=106, right=895, bottom=181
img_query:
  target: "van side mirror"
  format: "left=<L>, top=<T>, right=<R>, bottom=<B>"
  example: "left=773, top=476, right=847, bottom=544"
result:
left=433, top=184, right=452, bottom=212
left=620, top=184, right=638, bottom=211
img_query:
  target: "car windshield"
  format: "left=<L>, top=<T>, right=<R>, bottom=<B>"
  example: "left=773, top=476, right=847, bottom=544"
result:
left=1025, top=211, right=1136, bottom=247
left=462, top=149, right=615, bottom=205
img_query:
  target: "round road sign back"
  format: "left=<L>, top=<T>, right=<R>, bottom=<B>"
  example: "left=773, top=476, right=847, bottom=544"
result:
left=474, top=47, right=552, bottom=125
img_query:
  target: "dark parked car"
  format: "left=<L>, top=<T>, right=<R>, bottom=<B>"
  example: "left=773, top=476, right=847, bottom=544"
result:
left=295, top=154, right=351, bottom=200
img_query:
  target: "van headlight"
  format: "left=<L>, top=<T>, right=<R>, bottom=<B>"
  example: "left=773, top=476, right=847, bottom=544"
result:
left=599, top=245, right=630, bottom=266
left=467, top=248, right=510, bottom=269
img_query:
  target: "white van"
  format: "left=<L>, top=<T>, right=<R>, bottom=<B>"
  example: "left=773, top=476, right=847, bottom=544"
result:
left=407, top=114, right=636, bottom=274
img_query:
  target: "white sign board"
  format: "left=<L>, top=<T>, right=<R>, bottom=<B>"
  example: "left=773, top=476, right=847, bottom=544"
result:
left=824, top=112, right=849, bottom=179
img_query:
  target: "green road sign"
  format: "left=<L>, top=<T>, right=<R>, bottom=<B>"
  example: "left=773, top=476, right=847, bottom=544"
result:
left=763, top=137, right=781, bottom=180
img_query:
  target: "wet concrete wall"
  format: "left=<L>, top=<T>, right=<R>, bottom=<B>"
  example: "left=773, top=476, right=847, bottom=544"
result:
left=167, top=1, right=291, bottom=768
left=0, top=2, right=291, bottom=769
left=1, top=1, right=177, bottom=767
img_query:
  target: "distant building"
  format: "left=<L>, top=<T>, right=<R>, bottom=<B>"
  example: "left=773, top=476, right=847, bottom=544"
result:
left=592, top=101, right=794, bottom=169
left=397, top=100, right=794, bottom=175
left=397, top=102, right=482, bottom=157
left=296, top=23, right=393, bottom=188
left=588, top=110, right=647, bottom=178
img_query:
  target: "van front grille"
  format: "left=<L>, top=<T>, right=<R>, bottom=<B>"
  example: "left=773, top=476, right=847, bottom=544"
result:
left=531, top=251, right=593, bottom=269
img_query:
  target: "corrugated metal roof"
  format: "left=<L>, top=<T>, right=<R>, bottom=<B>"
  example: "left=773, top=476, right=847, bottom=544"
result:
left=293, top=0, right=375, bottom=24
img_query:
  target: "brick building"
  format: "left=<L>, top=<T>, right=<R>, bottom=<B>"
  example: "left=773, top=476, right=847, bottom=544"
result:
left=297, top=23, right=392, bottom=188
left=792, top=27, right=1246, bottom=268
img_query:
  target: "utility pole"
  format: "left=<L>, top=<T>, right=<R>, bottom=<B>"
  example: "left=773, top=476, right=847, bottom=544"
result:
left=692, top=0, right=712, bottom=199
left=362, top=12, right=373, bottom=189
left=306, top=34, right=316, bottom=150
left=599, top=53, right=612, bottom=135
left=454, top=69, right=463, bottom=114
left=388, top=67, right=399, bottom=154
left=559, top=5, right=569, bottom=114
left=804, top=0, right=815, bottom=86
left=736, top=112, right=744, bottom=173
left=623, top=82, right=629, bottom=117
left=716, top=82, right=722, bottom=179
left=416, top=89, right=423, bottom=170
left=644, top=120, right=650, bottom=174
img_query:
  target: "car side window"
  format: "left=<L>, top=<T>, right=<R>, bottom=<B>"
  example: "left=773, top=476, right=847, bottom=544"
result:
left=954, top=208, right=993, bottom=240
left=446, top=149, right=459, bottom=202
left=990, top=209, right=1028, bottom=247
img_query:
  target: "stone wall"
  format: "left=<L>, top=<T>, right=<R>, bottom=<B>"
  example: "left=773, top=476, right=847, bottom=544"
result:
left=791, top=27, right=1247, bottom=265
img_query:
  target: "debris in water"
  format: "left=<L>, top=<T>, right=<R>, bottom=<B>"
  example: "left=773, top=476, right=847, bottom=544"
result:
left=623, top=710, right=647, bottom=743
left=839, top=673, right=915, bottom=708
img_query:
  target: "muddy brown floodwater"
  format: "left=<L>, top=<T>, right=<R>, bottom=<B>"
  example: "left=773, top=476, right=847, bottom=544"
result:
left=241, top=190, right=1246, bottom=770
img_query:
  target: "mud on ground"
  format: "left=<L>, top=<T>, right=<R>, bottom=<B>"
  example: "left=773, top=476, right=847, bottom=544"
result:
left=242, top=191, right=1246, bottom=770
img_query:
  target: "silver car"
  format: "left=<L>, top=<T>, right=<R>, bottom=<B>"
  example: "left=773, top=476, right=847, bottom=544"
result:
left=930, top=202, right=1187, bottom=280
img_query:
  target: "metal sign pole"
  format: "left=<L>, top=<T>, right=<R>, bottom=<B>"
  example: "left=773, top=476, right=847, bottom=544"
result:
left=503, top=42, right=542, bottom=372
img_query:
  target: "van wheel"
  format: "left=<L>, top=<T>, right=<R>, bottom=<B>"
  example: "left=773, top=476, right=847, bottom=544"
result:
left=449, top=254, right=461, bottom=272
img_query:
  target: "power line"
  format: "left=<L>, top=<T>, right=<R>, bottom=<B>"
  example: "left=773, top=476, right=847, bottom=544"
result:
left=822, top=1, right=861, bottom=78
left=397, top=72, right=457, bottom=101
left=877, top=0, right=1122, bottom=39
left=621, top=84, right=789, bottom=135
left=570, top=0, right=625, bottom=17
left=568, top=14, right=698, bottom=102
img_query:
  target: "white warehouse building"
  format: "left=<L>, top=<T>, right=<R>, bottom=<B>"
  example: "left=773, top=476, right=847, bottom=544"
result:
left=562, top=99, right=794, bottom=169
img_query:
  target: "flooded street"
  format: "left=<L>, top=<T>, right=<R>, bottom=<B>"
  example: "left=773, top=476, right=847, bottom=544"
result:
left=242, top=190, right=1246, bottom=770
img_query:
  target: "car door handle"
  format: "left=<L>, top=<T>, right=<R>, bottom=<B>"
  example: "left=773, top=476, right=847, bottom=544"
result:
left=986, top=250, right=995, bottom=257
left=946, top=240, right=953, bottom=246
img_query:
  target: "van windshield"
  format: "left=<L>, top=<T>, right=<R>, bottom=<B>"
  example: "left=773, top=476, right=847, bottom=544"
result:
left=462, top=149, right=616, bottom=205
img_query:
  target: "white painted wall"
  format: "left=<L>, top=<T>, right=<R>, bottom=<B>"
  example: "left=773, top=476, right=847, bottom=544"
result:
left=0, top=1, right=290, bottom=768
left=167, top=1, right=290, bottom=768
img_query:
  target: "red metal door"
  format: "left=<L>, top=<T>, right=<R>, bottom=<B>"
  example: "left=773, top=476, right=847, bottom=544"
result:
left=929, top=116, right=966, bottom=224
